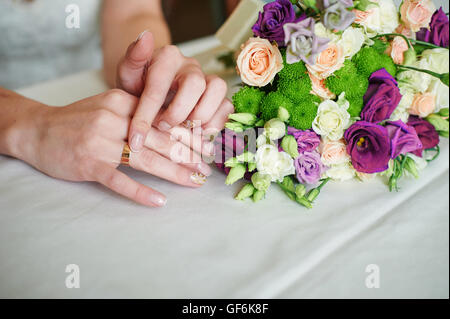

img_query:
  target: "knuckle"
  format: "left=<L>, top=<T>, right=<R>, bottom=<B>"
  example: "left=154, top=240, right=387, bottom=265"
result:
left=186, top=57, right=201, bottom=67
left=208, top=76, right=227, bottom=93
left=106, top=172, right=123, bottom=191
left=140, top=150, right=157, bottom=169
left=184, top=73, right=206, bottom=93
left=104, top=89, right=128, bottom=104
left=222, top=99, right=235, bottom=113
left=160, top=45, right=181, bottom=60
left=90, top=108, right=111, bottom=128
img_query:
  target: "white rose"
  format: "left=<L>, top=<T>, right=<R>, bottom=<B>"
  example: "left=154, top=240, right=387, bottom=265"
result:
left=312, top=93, right=351, bottom=141
left=378, top=0, right=399, bottom=34
left=324, top=162, right=356, bottom=182
left=389, top=91, right=414, bottom=123
left=264, top=119, right=286, bottom=141
left=397, top=60, right=432, bottom=93
left=420, top=48, right=450, bottom=74
left=255, top=145, right=295, bottom=182
left=356, top=0, right=399, bottom=37
left=338, top=27, right=365, bottom=59
left=428, top=79, right=449, bottom=111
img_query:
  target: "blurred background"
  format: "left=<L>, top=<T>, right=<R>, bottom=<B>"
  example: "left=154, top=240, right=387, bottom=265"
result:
left=163, top=0, right=240, bottom=44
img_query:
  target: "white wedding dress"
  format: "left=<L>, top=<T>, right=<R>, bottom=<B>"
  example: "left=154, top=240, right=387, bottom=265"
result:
left=0, top=0, right=102, bottom=89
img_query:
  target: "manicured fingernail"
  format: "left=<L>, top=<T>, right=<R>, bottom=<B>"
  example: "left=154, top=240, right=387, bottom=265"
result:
left=197, top=163, right=212, bottom=177
left=191, top=172, right=207, bottom=185
left=158, top=121, right=172, bottom=132
left=203, top=141, right=215, bottom=156
left=136, top=30, right=149, bottom=42
left=150, top=194, right=167, bottom=207
left=130, top=134, right=144, bottom=152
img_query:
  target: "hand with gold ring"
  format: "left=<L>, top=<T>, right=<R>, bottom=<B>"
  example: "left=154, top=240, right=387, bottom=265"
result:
left=7, top=89, right=221, bottom=207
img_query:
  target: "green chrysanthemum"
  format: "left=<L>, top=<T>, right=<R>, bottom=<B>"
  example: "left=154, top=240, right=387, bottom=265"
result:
left=278, top=76, right=313, bottom=102
left=352, top=46, right=397, bottom=78
left=232, top=86, right=265, bottom=115
left=260, top=91, right=295, bottom=121
left=347, top=96, right=365, bottom=118
left=325, top=60, right=369, bottom=99
left=278, top=50, right=308, bottom=80
left=288, top=96, right=320, bottom=130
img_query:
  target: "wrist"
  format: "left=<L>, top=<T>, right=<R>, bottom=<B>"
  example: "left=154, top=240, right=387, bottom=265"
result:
left=4, top=100, right=51, bottom=164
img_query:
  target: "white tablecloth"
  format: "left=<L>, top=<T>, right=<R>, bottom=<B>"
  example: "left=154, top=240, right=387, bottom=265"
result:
left=1, top=33, right=449, bottom=298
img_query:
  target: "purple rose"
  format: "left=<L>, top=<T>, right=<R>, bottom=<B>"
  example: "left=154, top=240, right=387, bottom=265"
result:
left=361, top=69, right=402, bottom=123
left=407, top=116, right=440, bottom=157
left=344, top=121, right=391, bottom=174
left=385, top=120, right=423, bottom=159
left=294, top=151, right=327, bottom=185
left=417, top=7, right=449, bottom=48
left=252, top=0, right=304, bottom=47
left=287, top=127, right=321, bottom=152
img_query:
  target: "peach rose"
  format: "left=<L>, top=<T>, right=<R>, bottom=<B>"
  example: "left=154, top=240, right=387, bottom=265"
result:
left=386, top=36, right=409, bottom=64
left=308, top=72, right=336, bottom=100
left=353, top=9, right=374, bottom=25
left=319, top=139, right=350, bottom=166
left=395, top=24, right=416, bottom=39
left=400, top=0, right=436, bottom=32
left=236, top=37, right=283, bottom=87
left=408, top=92, right=436, bottom=117
left=306, top=43, right=345, bottom=79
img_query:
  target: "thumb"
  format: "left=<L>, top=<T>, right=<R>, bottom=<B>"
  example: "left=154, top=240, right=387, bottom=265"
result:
left=117, top=30, right=155, bottom=96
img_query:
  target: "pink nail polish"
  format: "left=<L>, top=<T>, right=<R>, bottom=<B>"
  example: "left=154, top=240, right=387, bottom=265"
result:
left=158, top=121, right=172, bottom=132
left=130, top=134, right=144, bottom=152
left=197, top=163, right=212, bottom=177
left=150, top=194, right=167, bottom=207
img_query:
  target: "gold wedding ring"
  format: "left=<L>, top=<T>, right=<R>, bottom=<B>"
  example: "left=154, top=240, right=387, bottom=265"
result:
left=121, top=144, right=131, bottom=166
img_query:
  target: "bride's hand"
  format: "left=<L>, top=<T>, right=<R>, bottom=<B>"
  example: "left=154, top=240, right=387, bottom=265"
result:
left=13, top=89, right=213, bottom=207
left=116, top=31, right=234, bottom=153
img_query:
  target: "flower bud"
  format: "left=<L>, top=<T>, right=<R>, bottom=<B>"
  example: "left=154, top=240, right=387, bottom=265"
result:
left=295, top=184, right=306, bottom=198
left=264, top=118, right=286, bottom=140
left=296, top=197, right=313, bottom=209
left=228, top=113, right=257, bottom=126
left=248, top=162, right=257, bottom=172
left=281, top=135, right=300, bottom=159
left=225, top=122, right=245, bottom=133
left=404, top=156, right=419, bottom=179
left=403, top=48, right=417, bottom=66
left=278, top=107, right=290, bottom=122
left=252, top=190, right=266, bottom=203
left=236, top=152, right=255, bottom=163
left=225, top=164, right=246, bottom=185
left=235, top=183, right=256, bottom=201
left=306, top=188, right=320, bottom=202
left=251, top=172, right=272, bottom=191
left=438, top=108, right=449, bottom=118
left=225, top=157, right=240, bottom=168
left=426, top=114, right=449, bottom=134
left=255, top=119, right=265, bottom=127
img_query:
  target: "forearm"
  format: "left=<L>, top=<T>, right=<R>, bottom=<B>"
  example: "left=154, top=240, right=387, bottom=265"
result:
left=0, top=87, right=48, bottom=162
left=102, top=13, right=171, bottom=87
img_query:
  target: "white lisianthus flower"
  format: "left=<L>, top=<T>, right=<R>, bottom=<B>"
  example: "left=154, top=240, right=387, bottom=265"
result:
left=255, top=144, right=295, bottom=182
left=420, top=48, right=450, bottom=74
left=264, top=119, right=286, bottom=141
left=389, top=91, right=414, bottom=123
left=324, top=162, right=356, bottom=182
left=428, top=79, right=449, bottom=111
left=338, top=27, right=365, bottom=59
left=313, top=93, right=351, bottom=141
left=314, top=22, right=341, bottom=43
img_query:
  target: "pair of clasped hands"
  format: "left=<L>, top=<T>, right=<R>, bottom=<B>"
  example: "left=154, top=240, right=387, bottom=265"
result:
left=34, top=32, right=233, bottom=207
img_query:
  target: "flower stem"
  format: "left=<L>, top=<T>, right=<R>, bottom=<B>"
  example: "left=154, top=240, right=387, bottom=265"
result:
left=426, top=145, right=441, bottom=163
left=396, top=64, right=443, bottom=81
left=410, top=39, right=443, bottom=49
left=374, top=33, right=413, bottom=50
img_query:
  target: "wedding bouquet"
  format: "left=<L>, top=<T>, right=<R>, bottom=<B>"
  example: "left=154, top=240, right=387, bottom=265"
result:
left=215, top=0, right=449, bottom=208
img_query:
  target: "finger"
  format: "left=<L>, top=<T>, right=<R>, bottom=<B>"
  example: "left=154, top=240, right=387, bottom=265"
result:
left=131, top=147, right=207, bottom=188
left=100, top=89, right=139, bottom=118
left=157, top=65, right=207, bottom=131
left=129, top=45, right=185, bottom=153
left=96, top=165, right=166, bottom=207
left=116, top=30, right=155, bottom=96
left=165, top=125, right=215, bottom=158
left=144, top=128, right=212, bottom=176
left=202, top=98, right=235, bottom=137
left=187, top=75, right=227, bottom=129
